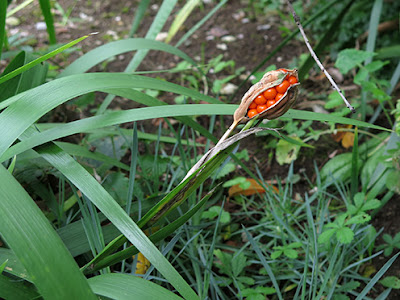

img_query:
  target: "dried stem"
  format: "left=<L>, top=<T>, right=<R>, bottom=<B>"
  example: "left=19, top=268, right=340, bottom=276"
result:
left=285, top=0, right=355, bottom=113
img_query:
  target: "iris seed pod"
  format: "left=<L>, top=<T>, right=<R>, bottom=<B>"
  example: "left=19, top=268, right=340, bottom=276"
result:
left=234, top=69, right=299, bottom=124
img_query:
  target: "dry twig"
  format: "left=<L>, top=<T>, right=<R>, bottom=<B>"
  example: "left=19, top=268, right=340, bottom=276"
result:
left=286, top=0, right=355, bottom=113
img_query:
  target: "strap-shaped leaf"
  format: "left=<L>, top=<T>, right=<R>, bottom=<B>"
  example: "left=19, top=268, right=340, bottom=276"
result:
left=29, top=138, right=198, bottom=299
left=0, top=165, right=97, bottom=299
left=59, top=38, right=198, bottom=78
left=88, top=273, right=183, bottom=300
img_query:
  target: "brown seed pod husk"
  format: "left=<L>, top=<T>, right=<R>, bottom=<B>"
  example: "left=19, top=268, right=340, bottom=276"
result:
left=234, top=69, right=299, bottom=124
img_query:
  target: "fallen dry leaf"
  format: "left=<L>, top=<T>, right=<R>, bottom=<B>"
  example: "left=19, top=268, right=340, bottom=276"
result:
left=332, top=124, right=354, bottom=149
left=228, top=178, right=278, bottom=197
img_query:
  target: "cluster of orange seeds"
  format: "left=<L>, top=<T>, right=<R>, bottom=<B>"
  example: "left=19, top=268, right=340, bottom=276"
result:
left=247, top=69, right=298, bottom=118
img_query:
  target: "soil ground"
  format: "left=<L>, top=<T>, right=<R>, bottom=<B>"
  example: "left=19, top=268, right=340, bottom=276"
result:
left=4, top=0, right=400, bottom=298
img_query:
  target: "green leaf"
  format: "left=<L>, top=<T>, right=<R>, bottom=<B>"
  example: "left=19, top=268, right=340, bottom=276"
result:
left=59, top=38, right=198, bottom=78
left=0, top=248, right=30, bottom=281
left=232, top=252, right=247, bottom=277
left=354, top=192, right=365, bottom=208
left=383, top=233, right=393, bottom=244
left=379, top=276, right=400, bottom=289
left=126, top=0, right=177, bottom=72
left=275, top=137, right=301, bottom=165
left=128, top=0, right=150, bottom=36
left=271, top=250, right=282, bottom=260
left=0, top=164, right=96, bottom=299
left=287, top=242, right=303, bottom=249
left=38, top=0, right=56, bottom=44
left=384, top=247, right=394, bottom=257
left=31, top=140, right=198, bottom=299
left=238, top=276, right=255, bottom=285
left=283, top=248, right=298, bottom=259
left=339, top=280, right=360, bottom=292
left=223, top=176, right=247, bottom=187
left=165, top=0, right=200, bottom=43
left=175, top=0, right=228, bottom=47
left=88, top=273, right=183, bottom=299
left=335, top=49, right=375, bottom=74
left=0, top=274, right=40, bottom=300
left=325, top=222, right=339, bottom=229
left=256, top=286, right=276, bottom=295
left=362, top=199, right=381, bottom=211
left=0, top=34, right=90, bottom=85
left=345, top=213, right=371, bottom=225
left=86, top=187, right=214, bottom=273
left=284, top=109, right=390, bottom=132
left=365, top=60, right=389, bottom=72
left=356, top=252, right=400, bottom=299
left=0, top=76, right=229, bottom=162
left=0, top=0, right=6, bottom=60
left=376, top=45, right=400, bottom=60
left=201, top=206, right=231, bottom=224
left=393, top=232, right=400, bottom=243
left=214, top=249, right=232, bottom=276
left=318, top=228, right=336, bottom=244
left=0, top=259, right=7, bottom=274
left=320, top=153, right=353, bottom=183
left=0, top=51, right=48, bottom=102
left=336, top=227, right=354, bottom=244
left=354, top=68, right=369, bottom=85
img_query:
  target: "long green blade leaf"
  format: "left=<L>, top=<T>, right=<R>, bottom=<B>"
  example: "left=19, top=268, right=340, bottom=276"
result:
left=126, top=0, right=177, bottom=72
left=0, top=72, right=222, bottom=158
left=165, top=0, right=200, bottom=43
left=87, top=188, right=213, bottom=273
left=59, top=38, right=198, bottom=78
left=33, top=141, right=199, bottom=299
left=129, top=0, right=150, bottom=37
left=0, top=164, right=96, bottom=299
left=0, top=274, right=39, bottom=300
left=355, top=252, right=400, bottom=300
left=1, top=104, right=236, bottom=162
left=284, top=109, right=391, bottom=132
left=0, top=34, right=90, bottom=85
left=88, top=273, right=183, bottom=300
left=0, top=0, right=7, bottom=59
left=38, top=0, right=56, bottom=44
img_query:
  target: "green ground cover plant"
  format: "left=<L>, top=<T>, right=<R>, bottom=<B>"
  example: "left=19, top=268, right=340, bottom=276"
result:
left=0, top=0, right=400, bottom=299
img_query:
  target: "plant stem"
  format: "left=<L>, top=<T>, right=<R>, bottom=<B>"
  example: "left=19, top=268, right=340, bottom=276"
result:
left=285, top=0, right=355, bottom=113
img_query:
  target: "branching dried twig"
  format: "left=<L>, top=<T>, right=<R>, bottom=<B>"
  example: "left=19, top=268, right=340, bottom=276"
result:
left=286, top=0, right=355, bottom=113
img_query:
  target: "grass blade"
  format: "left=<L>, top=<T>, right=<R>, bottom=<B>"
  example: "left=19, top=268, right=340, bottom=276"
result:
left=38, top=0, right=56, bottom=44
left=351, top=127, right=359, bottom=199
left=244, top=226, right=283, bottom=300
left=166, top=0, right=200, bottom=43
left=0, top=164, right=97, bottom=299
left=90, top=188, right=214, bottom=273
left=129, top=0, right=150, bottom=37
left=0, top=0, right=7, bottom=59
left=355, top=252, right=400, bottom=300
left=175, top=0, right=228, bottom=47
left=126, top=0, right=177, bottom=72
